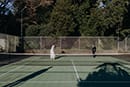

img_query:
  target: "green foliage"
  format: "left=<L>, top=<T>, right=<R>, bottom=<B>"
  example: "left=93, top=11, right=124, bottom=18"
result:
left=0, top=0, right=17, bottom=35
left=36, top=5, right=53, bottom=24
left=25, top=24, right=53, bottom=36
left=80, top=0, right=129, bottom=36
left=38, top=24, right=51, bottom=36
left=25, top=25, right=41, bottom=36
left=11, top=0, right=130, bottom=37
left=44, top=0, right=77, bottom=36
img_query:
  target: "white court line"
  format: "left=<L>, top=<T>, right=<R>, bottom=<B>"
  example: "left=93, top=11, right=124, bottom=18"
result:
left=0, top=65, right=24, bottom=78
left=0, top=81, right=77, bottom=83
left=71, top=60, right=80, bottom=82
left=0, top=56, right=36, bottom=78
left=1, top=81, right=130, bottom=83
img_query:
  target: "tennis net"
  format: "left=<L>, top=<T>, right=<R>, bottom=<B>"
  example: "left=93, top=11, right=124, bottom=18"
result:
left=0, top=53, right=130, bottom=66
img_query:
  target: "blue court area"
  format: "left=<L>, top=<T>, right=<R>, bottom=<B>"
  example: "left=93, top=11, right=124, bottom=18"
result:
left=0, top=55, right=130, bottom=87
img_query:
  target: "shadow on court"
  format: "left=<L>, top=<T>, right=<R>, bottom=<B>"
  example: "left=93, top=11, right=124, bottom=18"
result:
left=2, top=66, right=52, bottom=87
left=0, top=54, right=32, bottom=67
left=55, top=55, right=65, bottom=60
left=78, top=63, right=130, bottom=87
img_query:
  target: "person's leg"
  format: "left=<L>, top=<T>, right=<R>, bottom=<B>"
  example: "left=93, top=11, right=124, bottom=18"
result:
left=93, top=51, right=96, bottom=58
left=92, top=51, right=94, bottom=58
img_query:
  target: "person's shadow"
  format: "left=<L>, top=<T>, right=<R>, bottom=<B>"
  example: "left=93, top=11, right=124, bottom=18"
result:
left=78, top=63, right=130, bottom=87
left=2, top=66, right=52, bottom=87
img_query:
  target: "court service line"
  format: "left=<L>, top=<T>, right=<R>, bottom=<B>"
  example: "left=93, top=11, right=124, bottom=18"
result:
left=71, top=60, right=80, bottom=82
left=1, top=81, right=130, bottom=83
left=0, top=65, right=25, bottom=78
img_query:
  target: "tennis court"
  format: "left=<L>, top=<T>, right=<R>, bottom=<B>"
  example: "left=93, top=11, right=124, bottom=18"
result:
left=0, top=54, right=130, bottom=87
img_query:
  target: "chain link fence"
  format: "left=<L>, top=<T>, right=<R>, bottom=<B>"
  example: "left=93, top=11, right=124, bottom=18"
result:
left=0, top=34, right=130, bottom=54
left=23, top=36, right=129, bottom=54
left=0, top=33, right=19, bottom=52
left=127, top=37, right=130, bottom=52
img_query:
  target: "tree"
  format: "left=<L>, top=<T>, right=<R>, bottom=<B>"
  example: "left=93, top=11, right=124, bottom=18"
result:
left=106, top=0, right=130, bottom=38
left=0, top=0, right=18, bottom=35
left=35, top=5, right=53, bottom=24
left=6, top=0, right=129, bottom=37
left=14, top=0, right=55, bottom=36
left=25, top=24, right=41, bottom=36
left=43, top=0, right=77, bottom=36
left=72, top=0, right=91, bottom=36
left=80, top=0, right=129, bottom=37
left=14, top=0, right=37, bottom=24
left=122, top=0, right=130, bottom=38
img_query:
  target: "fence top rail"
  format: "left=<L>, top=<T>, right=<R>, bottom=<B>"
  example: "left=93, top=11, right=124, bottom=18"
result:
left=0, top=33, right=18, bottom=37
left=23, top=36, right=118, bottom=38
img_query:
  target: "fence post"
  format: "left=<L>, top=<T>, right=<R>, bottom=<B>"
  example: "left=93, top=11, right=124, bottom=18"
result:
left=79, top=37, right=80, bottom=52
left=14, top=36, right=17, bottom=52
left=125, top=37, right=128, bottom=52
left=97, top=37, right=100, bottom=52
left=40, top=36, right=42, bottom=51
left=6, top=34, right=9, bottom=52
left=60, top=37, right=62, bottom=53
left=117, top=37, right=120, bottom=53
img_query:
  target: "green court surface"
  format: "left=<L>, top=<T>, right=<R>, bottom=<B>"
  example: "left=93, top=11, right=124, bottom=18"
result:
left=0, top=55, right=130, bottom=87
